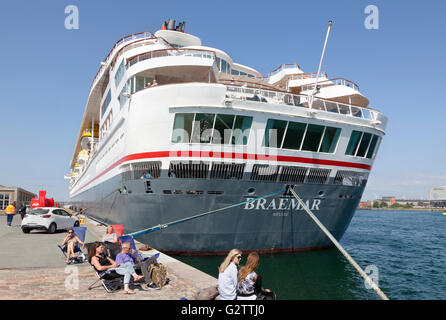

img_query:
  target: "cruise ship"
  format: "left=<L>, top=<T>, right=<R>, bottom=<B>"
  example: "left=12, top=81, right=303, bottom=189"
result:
left=68, top=20, right=387, bottom=254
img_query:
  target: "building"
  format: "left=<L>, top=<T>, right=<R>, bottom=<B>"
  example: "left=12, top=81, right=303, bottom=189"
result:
left=429, top=186, right=446, bottom=201
left=380, top=196, right=396, bottom=205
left=358, top=201, right=372, bottom=208
left=0, top=185, right=36, bottom=210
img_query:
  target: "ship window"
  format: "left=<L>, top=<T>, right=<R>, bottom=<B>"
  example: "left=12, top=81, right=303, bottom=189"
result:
left=114, top=59, right=126, bottom=87
left=251, top=165, right=279, bottom=182
left=366, top=135, right=379, bottom=159
left=338, top=104, right=351, bottom=115
left=212, top=114, right=235, bottom=144
left=282, top=122, right=306, bottom=150
left=279, top=166, right=308, bottom=183
left=334, top=170, right=369, bottom=187
left=191, top=113, right=215, bottom=143
left=325, top=101, right=339, bottom=113
left=351, top=107, right=362, bottom=118
left=101, top=90, right=111, bottom=118
left=312, top=99, right=325, bottom=111
left=186, top=190, right=204, bottom=195
left=119, top=77, right=135, bottom=109
left=356, top=132, right=372, bottom=157
left=135, top=76, right=153, bottom=92
left=172, top=113, right=194, bottom=143
left=217, top=58, right=231, bottom=74
left=263, top=119, right=287, bottom=148
left=319, top=127, right=341, bottom=153
left=133, top=161, right=161, bottom=179
left=305, top=168, right=331, bottom=184
left=169, top=161, right=209, bottom=179
left=210, top=162, right=245, bottom=180
left=345, top=131, right=362, bottom=156
left=301, top=124, right=325, bottom=152
left=208, top=191, right=224, bottom=195
left=232, top=115, right=253, bottom=145
left=172, top=112, right=252, bottom=145
left=121, top=161, right=161, bottom=181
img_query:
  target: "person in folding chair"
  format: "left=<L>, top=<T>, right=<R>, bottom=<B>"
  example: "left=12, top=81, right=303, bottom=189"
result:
left=60, top=228, right=86, bottom=264
left=115, top=241, right=158, bottom=288
left=88, top=241, right=144, bottom=294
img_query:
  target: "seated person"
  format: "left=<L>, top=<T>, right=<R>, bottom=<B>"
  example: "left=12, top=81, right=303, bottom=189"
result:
left=236, top=252, right=271, bottom=300
left=115, top=241, right=157, bottom=286
left=89, top=241, right=144, bottom=294
left=101, top=226, right=118, bottom=243
left=61, top=228, right=85, bottom=264
left=151, top=79, right=158, bottom=86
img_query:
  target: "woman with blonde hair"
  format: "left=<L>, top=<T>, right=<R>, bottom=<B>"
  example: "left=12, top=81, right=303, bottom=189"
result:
left=218, top=249, right=242, bottom=300
left=102, top=226, right=118, bottom=243
left=236, top=252, right=271, bottom=300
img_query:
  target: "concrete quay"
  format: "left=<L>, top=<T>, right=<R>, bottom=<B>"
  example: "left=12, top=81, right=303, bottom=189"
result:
left=0, top=214, right=217, bottom=300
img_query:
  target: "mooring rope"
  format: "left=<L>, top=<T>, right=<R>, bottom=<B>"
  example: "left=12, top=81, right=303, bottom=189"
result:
left=288, top=187, right=389, bottom=300
left=126, top=188, right=286, bottom=238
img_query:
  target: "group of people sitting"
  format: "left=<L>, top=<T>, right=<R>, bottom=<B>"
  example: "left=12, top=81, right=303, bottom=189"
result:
left=61, top=225, right=157, bottom=294
left=218, top=249, right=274, bottom=300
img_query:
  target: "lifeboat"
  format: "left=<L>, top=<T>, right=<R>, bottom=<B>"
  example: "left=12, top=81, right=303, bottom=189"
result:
left=77, top=149, right=89, bottom=164
left=73, top=163, right=81, bottom=173
left=80, top=129, right=92, bottom=150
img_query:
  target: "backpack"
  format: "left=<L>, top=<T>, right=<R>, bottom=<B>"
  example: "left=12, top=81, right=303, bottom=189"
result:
left=148, top=263, right=167, bottom=287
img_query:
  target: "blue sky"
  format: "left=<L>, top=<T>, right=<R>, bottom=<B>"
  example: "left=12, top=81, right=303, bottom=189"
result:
left=0, top=0, right=445, bottom=201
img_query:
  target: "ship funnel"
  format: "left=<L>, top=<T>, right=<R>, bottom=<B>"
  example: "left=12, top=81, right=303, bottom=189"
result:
left=161, top=20, right=167, bottom=30
left=167, top=19, right=176, bottom=30
left=180, top=21, right=186, bottom=32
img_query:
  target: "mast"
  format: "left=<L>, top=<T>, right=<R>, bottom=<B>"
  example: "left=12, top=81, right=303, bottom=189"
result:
left=309, top=20, right=333, bottom=109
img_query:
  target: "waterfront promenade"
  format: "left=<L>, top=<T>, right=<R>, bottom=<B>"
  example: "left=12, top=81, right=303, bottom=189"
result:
left=0, top=214, right=217, bottom=300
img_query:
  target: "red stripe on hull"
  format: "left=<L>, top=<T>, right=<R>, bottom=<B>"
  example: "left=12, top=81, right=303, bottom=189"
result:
left=71, top=150, right=371, bottom=196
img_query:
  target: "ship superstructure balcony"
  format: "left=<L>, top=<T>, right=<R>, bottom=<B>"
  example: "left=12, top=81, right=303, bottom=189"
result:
left=125, top=48, right=218, bottom=84
left=223, top=83, right=384, bottom=128
left=299, top=78, right=369, bottom=107
left=264, top=63, right=303, bottom=87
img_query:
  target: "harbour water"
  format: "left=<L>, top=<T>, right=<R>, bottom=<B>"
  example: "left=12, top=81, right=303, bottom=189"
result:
left=173, top=209, right=446, bottom=300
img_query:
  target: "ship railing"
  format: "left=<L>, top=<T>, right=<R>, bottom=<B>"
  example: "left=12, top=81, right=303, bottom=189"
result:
left=90, top=31, right=157, bottom=91
left=301, top=78, right=360, bottom=92
left=225, top=84, right=376, bottom=121
left=264, top=63, right=301, bottom=81
left=126, top=48, right=217, bottom=68
left=288, top=71, right=328, bottom=81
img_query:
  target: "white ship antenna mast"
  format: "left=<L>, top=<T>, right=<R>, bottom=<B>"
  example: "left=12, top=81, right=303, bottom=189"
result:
left=309, top=20, right=333, bottom=109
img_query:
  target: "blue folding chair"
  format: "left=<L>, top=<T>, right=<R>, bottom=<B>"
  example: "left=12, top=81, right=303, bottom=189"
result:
left=118, top=235, right=160, bottom=262
left=58, top=226, right=87, bottom=262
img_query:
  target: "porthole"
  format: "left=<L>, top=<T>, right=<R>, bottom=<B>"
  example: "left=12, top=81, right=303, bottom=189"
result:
left=248, top=187, right=256, bottom=195
left=318, top=191, right=325, bottom=197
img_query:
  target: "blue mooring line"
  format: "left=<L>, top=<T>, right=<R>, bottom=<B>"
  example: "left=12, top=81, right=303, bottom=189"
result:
left=127, top=189, right=287, bottom=238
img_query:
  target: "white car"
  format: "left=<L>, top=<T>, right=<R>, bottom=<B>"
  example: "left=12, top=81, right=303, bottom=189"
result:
left=21, top=207, right=80, bottom=234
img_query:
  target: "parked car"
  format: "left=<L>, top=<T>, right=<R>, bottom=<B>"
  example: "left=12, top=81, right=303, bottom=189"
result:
left=21, top=207, right=80, bottom=234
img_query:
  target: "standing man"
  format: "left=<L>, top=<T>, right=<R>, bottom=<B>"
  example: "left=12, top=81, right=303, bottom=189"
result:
left=5, top=202, right=16, bottom=227
left=18, top=202, right=27, bottom=220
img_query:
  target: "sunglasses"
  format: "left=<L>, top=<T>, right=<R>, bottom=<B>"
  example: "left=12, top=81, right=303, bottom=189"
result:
left=236, top=255, right=242, bottom=260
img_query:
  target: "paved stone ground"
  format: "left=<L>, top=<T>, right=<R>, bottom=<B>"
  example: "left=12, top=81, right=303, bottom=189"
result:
left=0, top=213, right=217, bottom=300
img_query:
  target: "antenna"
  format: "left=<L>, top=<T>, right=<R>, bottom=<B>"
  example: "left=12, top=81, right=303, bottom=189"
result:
left=309, top=20, right=333, bottom=109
